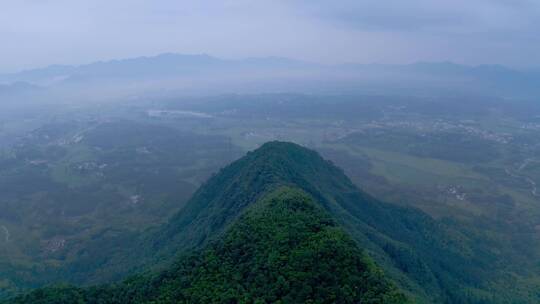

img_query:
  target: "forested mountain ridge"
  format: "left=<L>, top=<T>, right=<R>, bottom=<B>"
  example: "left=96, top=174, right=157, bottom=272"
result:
left=138, top=142, right=472, bottom=302
left=142, top=141, right=540, bottom=303
left=5, top=187, right=408, bottom=303
left=3, top=141, right=539, bottom=303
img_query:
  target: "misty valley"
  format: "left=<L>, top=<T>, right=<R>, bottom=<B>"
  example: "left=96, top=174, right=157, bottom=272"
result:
left=0, top=91, right=539, bottom=303
left=4, top=0, right=540, bottom=302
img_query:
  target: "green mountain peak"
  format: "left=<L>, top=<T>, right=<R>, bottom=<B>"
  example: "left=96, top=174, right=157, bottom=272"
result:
left=4, top=141, right=519, bottom=303
left=7, top=186, right=408, bottom=303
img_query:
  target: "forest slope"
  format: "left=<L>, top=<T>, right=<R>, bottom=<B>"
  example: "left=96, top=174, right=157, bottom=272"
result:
left=6, top=187, right=407, bottom=303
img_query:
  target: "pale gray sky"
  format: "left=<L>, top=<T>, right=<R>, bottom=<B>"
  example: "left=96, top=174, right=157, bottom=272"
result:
left=1, top=0, right=539, bottom=72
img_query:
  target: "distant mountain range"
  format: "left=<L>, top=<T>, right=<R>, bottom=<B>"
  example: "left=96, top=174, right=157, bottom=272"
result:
left=0, top=54, right=313, bottom=85
left=1, top=54, right=539, bottom=99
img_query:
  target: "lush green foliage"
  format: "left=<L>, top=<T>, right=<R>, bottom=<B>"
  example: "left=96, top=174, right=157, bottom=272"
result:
left=145, top=141, right=540, bottom=303
left=4, top=137, right=540, bottom=303
left=0, top=120, right=241, bottom=296
left=77, top=140, right=537, bottom=303
left=6, top=188, right=407, bottom=303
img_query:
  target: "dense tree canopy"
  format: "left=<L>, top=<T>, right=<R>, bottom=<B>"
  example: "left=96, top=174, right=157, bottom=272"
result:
left=6, top=187, right=407, bottom=303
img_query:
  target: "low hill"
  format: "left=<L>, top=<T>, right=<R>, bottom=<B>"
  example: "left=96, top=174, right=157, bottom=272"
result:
left=4, top=141, right=539, bottom=303
left=6, top=187, right=407, bottom=303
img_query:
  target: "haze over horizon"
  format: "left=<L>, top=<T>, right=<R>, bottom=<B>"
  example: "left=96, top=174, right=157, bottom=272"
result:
left=3, top=52, right=539, bottom=76
left=1, top=0, right=539, bottom=73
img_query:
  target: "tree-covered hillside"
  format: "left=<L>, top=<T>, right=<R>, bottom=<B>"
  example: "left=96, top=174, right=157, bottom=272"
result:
left=139, top=141, right=525, bottom=303
left=5, top=187, right=407, bottom=303
left=4, top=141, right=540, bottom=303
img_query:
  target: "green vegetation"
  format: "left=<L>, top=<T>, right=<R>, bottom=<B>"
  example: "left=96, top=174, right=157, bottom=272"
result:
left=153, top=142, right=540, bottom=303
left=4, top=140, right=540, bottom=303
left=0, top=120, right=242, bottom=297
left=3, top=92, right=540, bottom=303
left=5, top=187, right=407, bottom=303
left=58, top=140, right=534, bottom=303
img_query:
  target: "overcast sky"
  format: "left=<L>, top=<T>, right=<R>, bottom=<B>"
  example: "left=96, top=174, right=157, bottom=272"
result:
left=1, top=0, right=539, bottom=72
